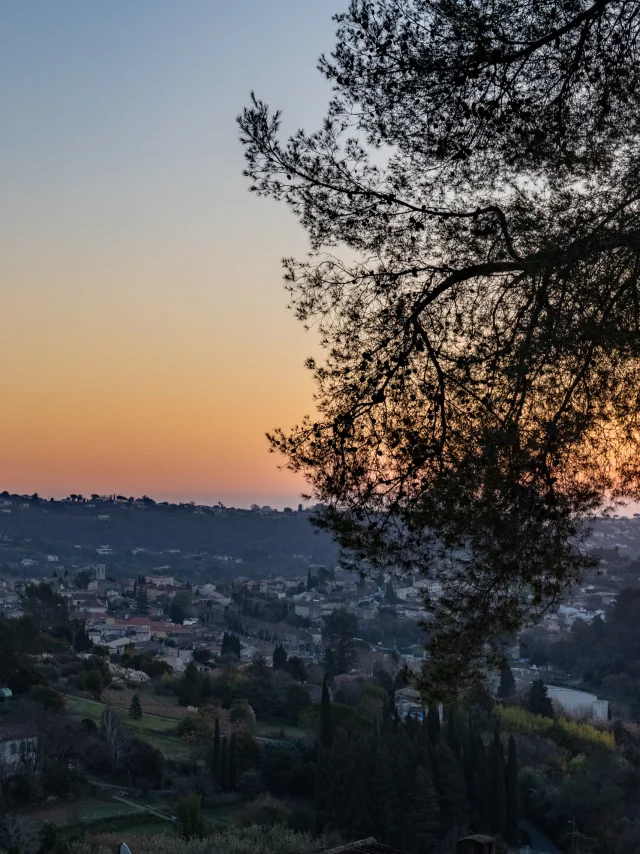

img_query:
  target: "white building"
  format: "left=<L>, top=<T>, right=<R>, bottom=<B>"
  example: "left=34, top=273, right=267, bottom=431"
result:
left=547, top=686, right=610, bottom=721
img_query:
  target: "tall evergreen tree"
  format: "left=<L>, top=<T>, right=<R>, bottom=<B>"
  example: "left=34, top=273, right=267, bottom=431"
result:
left=136, top=585, right=149, bottom=615
left=323, top=646, right=337, bottom=680
left=497, top=664, right=516, bottom=699
left=505, top=735, right=519, bottom=847
left=382, top=696, right=392, bottom=733
left=343, top=735, right=374, bottom=839
left=272, top=643, right=288, bottom=670
left=490, top=726, right=507, bottom=839
left=320, top=674, right=333, bottom=749
left=527, top=680, right=554, bottom=718
left=178, top=661, right=202, bottom=707
left=229, top=732, right=238, bottom=792
left=431, top=742, right=469, bottom=833
left=129, top=692, right=142, bottom=719
left=443, top=705, right=461, bottom=761
left=466, top=722, right=490, bottom=832
left=409, top=765, right=440, bottom=854
left=220, top=735, right=229, bottom=793
left=211, top=716, right=221, bottom=784
left=427, top=705, right=441, bottom=745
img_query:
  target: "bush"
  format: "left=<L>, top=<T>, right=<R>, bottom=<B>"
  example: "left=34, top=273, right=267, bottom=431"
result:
left=238, top=793, right=292, bottom=827
left=497, top=704, right=614, bottom=750
left=29, top=684, right=65, bottom=711
left=229, top=700, right=256, bottom=729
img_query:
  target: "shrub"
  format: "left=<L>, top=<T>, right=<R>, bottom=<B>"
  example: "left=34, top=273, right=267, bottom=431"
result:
left=229, top=699, right=256, bottom=729
left=29, top=684, right=65, bottom=711
left=496, top=704, right=614, bottom=750
left=238, top=794, right=293, bottom=827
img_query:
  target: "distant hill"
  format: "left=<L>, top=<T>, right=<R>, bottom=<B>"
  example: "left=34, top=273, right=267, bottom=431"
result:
left=0, top=493, right=338, bottom=579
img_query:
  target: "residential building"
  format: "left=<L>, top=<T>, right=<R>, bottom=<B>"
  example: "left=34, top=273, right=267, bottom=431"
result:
left=0, top=726, right=38, bottom=777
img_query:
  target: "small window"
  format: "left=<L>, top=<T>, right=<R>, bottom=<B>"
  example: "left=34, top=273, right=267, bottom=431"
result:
left=10, top=743, right=18, bottom=755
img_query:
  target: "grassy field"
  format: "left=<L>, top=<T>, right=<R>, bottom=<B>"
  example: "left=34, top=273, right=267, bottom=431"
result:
left=101, top=685, right=188, bottom=720
left=21, top=795, right=170, bottom=824
left=65, top=694, right=314, bottom=756
left=255, top=718, right=313, bottom=741
left=65, top=695, right=191, bottom=759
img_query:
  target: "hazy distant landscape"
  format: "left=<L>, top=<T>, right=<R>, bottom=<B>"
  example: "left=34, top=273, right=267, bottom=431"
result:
left=0, top=492, right=337, bottom=580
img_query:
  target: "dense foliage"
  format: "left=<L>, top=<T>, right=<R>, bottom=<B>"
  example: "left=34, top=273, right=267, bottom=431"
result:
left=240, top=0, right=640, bottom=693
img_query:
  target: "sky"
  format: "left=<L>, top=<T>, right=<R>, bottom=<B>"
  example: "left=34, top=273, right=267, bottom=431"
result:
left=0, top=1, right=344, bottom=508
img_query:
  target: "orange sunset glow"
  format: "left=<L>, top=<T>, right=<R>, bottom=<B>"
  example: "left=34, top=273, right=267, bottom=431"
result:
left=0, top=2, right=339, bottom=507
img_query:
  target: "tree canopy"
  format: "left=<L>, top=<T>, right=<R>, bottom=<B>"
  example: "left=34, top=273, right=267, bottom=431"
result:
left=240, top=0, right=640, bottom=695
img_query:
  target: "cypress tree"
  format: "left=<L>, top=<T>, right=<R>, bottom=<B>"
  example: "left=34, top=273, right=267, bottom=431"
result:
left=211, top=716, right=221, bottom=783
left=344, top=736, right=374, bottom=839
left=320, top=674, right=333, bottom=748
left=490, top=725, right=507, bottom=839
left=376, top=736, right=405, bottom=845
left=273, top=643, right=288, bottom=670
left=505, top=735, right=519, bottom=847
left=229, top=732, right=238, bottom=792
left=409, top=765, right=440, bottom=854
left=220, top=735, right=229, bottom=793
left=497, top=663, right=516, bottom=698
left=328, top=729, right=356, bottom=833
left=431, top=741, right=469, bottom=833
left=443, top=705, right=461, bottom=760
left=427, top=705, right=441, bottom=745
left=467, top=725, right=490, bottom=832
left=323, top=647, right=337, bottom=680
left=382, top=696, right=392, bottom=733
left=392, top=703, right=401, bottom=731
left=129, top=693, right=142, bottom=719
left=527, top=679, right=554, bottom=718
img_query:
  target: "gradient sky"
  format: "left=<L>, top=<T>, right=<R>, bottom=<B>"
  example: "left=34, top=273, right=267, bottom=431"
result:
left=0, top=1, right=343, bottom=508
